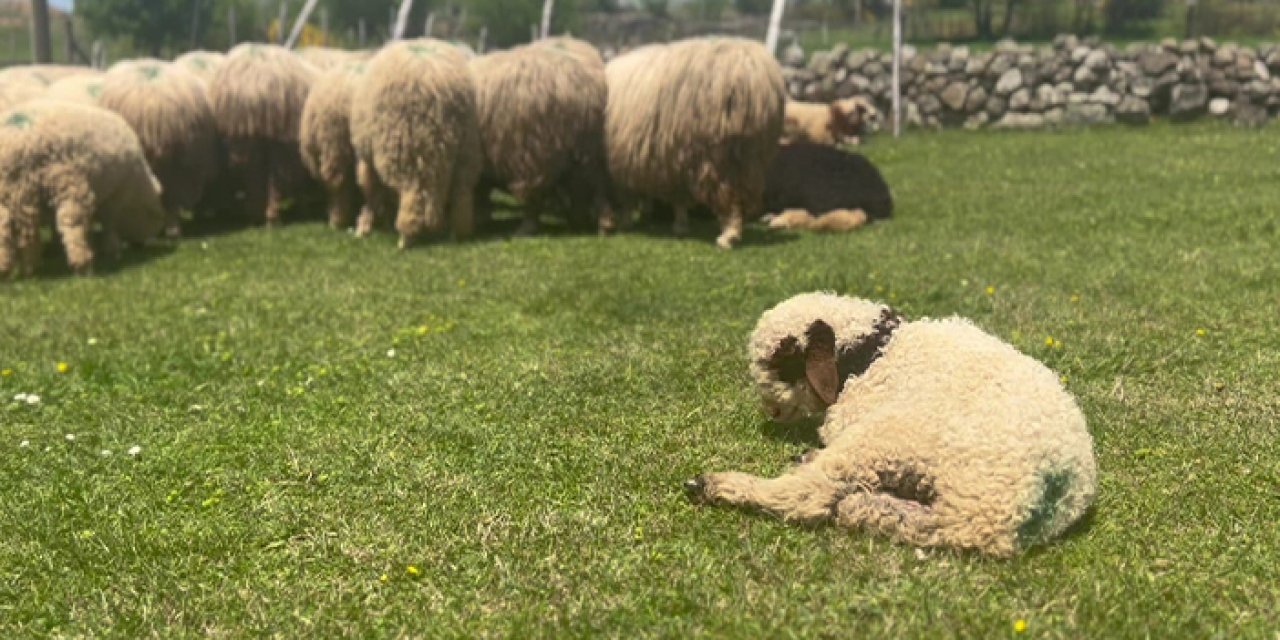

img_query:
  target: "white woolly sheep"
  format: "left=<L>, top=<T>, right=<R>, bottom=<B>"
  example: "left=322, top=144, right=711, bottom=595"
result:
left=350, top=39, right=481, bottom=247
left=208, top=43, right=318, bottom=226
left=1, top=65, right=96, bottom=110
left=604, top=37, right=786, bottom=249
left=470, top=37, right=612, bottom=235
left=173, top=51, right=225, bottom=84
left=782, top=96, right=880, bottom=146
left=686, top=292, right=1098, bottom=557
left=300, top=62, right=365, bottom=229
left=43, top=71, right=106, bottom=105
left=0, top=100, right=165, bottom=278
left=99, top=59, right=219, bottom=237
left=297, top=46, right=368, bottom=71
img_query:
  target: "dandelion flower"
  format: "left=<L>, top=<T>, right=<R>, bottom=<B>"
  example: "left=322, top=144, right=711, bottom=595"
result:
left=65, top=433, right=76, bottom=442
left=1060, top=375, right=1069, bottom=384
left=56, top=362, right=70, bottom=374
left=1195, top=328, right=1207, bottom=337
left=1070, top=293, right=1081, bottom=303
left=1013, top=619, right=1028, bottom=633
left=1044, top=336, right=1056, bottom=348
left=379, top=573, right=389, bottom=583
left=985, top=285, right=996, bottom=295
left=406, top=564, right=421, bottom=577
left=1, top=367, right=12, bottom=377
left=127, top=445, right=142, bottom=456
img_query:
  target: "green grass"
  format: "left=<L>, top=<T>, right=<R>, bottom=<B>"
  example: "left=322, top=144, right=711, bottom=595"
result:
left=3, top=121, right=1280, bottom=636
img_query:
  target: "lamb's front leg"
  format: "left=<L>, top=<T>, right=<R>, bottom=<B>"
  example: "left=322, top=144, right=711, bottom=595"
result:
left=685, top=465, right=844, bottom=523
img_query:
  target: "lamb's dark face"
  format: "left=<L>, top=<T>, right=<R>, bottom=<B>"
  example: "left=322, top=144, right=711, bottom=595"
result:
left=749, top=294, right=900, bottom=423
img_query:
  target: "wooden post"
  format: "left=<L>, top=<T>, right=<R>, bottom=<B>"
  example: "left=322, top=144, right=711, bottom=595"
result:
left=29, top=0, right=53, bottom=63
left=277, top=1, right=288, bottom=44
left=393, top=0, right=414, bottom=40
left=764, top=0, right=786, bottom=55
left=285, top=0, right=321, bottom=49
left=190, top=0, right=202, bottom=49
left=540, top=0, right=555, bottom=39
left=892, top=0, right=902, bottom=137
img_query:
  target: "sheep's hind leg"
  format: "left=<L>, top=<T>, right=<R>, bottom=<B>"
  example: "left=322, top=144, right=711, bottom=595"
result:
left=54, top=198, right=95, bottom=276
left=834, top=492, right=945, bottom=551
left=685, top=466, right=844, bottom=523
left=715, top=203, right=743, bottom=250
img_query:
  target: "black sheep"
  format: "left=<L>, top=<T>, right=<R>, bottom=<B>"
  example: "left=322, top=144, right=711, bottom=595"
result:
left=764, top=143, right=893, bottom=221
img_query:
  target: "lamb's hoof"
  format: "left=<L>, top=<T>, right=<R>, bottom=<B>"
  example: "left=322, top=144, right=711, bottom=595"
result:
left=683, top=476, right=710, bottom=503
left=397, top=236, right=413, bottom=251
left=792, top=448, right=818, bottom=465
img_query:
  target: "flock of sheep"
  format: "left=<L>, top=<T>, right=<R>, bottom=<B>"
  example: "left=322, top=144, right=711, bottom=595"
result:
left=0, top=35, right=899, bottom=278
left=0, top=37, right=1101, bottom=557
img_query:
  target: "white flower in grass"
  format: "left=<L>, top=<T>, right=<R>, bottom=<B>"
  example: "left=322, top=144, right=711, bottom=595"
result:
left=127, top=445, right=142, bottom=456
left=25, top=394, right=40, bottom=405
left=100, top=449, right=112, bottom=457
left=65, top=433, right=76, bottom=442
left=87, top=338, right=99, bottom=346
left=19, top=440, right=29, bottom=448
left=386, top=349, right=397, bottom=358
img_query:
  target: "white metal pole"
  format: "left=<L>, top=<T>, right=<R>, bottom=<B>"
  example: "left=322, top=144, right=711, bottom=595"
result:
left=392, top=0, right=414, bottom=41
left=540, top=0, right=555, bottom=39
left=285, top=0, right=321, bottom=48
left=424, top=11, right=435, bottom=38
left=892, top=0, right=902, bottom=137
left=764, top=0, right=786, bottom=55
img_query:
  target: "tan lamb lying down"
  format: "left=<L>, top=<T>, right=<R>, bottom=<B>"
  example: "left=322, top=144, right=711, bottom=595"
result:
left=764, top=209, right=869, bottom=232
left=686, top=293, right=1098, bottom=557
left=782, top=97, right=880, bottom=146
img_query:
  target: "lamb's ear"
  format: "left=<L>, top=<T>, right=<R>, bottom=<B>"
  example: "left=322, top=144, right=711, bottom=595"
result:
left=804, top=320, right=840, bottom=407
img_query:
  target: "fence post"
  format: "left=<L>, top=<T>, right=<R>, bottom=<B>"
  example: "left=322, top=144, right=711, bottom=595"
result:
left=285, top=0, right=321, bottom=49
left=392, top=0, right=414, bottom=40
left=228, top=4, right=236, bottom=46
left=477, top=26, right=487, bottom=54
left=425, top=11, right=436, bottom=38
left=277, top=1, right=288, bottom=44
left=541, top=0, right=555, bottom=39
left=764, top=0, right=786, bottom=55
left=892, top=0, right=902, bottom=137
left=30, top=0, right=53, bottom=63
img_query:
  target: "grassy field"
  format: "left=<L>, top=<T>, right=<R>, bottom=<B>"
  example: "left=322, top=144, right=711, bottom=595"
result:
left=2, top=122, right=1280, bottom=636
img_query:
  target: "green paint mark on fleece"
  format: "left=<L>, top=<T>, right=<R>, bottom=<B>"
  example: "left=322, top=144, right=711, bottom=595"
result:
left=408, top=44, right=438, bottom=57
left=1017, top=470, right=1072, bottom=546
left=141, top=65, right=162, bottom=80
left=4, top=112, right=32, bottom=129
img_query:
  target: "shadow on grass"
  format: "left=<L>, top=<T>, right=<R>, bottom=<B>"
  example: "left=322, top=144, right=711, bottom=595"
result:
left=759, top=417, right=825, bottom=449
left=26, top=234, right=177, bottom=281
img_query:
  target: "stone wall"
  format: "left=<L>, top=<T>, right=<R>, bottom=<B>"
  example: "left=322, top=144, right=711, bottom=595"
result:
left=782, top=35, right=1280, bottom=129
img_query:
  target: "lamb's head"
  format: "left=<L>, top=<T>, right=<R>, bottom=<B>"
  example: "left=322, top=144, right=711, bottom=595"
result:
left=749, top=292, right=901, bottom=422
left=832, top=96, right=880, bottom=139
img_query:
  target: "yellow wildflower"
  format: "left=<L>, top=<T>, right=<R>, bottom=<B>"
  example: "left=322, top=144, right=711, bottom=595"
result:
left=56, top=362, right=70, bottom=374
left=1, top=368, right=12, bottom=377
left=1195, top=328, right=1207, bottom=337
left=406, top=564, right=421, bottom=577
left=379, top=573, right=389, bottom=583
left=985, top=285, right=995, bottom=295
left=1013, top=619, right=1027, bottom=633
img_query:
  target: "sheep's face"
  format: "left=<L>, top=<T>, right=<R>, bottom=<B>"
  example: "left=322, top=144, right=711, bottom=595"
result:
left=833, top=97, right=881, bottom=138
left=749, top=293, right=897, bottom=423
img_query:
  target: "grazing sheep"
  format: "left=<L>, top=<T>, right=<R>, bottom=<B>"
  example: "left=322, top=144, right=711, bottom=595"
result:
left=762, top=142, right=892, bottom=232
left=0, top=80, right=48, bottom=111
left=535, top=36, right=604, bottom=69
left=782, top=96, right=880, bottom=146
left=208, top=43, right=318, bottom=226
left=605, top=38, right=784, bottom=249
left=43, top=71, right=106, bottom=105
left=686, top=293, right=1098, bottom=557
left=350, top=39, right=481, bottom=247
left=98, top=59, right=220, bottom=237
left=0, top=100, right=165, bottom=278
left=173, top=51, right=225, bottom=84
left=300, top=62, right=365, bottom=229
left=470, top=38, right=612, bottom=235
left=297, top=46, right=363, bottom=71
left=1, top=65, right=97, bottom=110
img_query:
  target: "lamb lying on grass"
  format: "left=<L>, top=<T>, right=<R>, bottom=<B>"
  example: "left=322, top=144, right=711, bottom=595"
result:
left=782, top=96, right=880, bottom=146
left=0, top=100, right=165, bottom=278
left=686, top=293, right=1097, bottom=557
